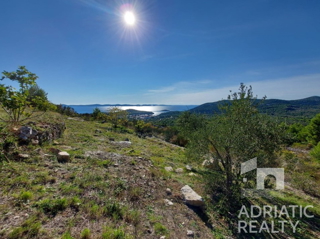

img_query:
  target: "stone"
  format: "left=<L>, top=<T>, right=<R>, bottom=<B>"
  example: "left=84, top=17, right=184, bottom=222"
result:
left=164, top=199, right=173, bottom=206
left=175, top=168, right=184, bottom=173
left=95, top=129, right=102, bottom=133
left=31, top=139, right=39, bottom=145
left=188, top=172, right=197, bottom=176
left=187, top=230, right=194, bottom=237
left=19, top=123, right=65, bottom=145
left=18, top=154, right=29, bottom=159
left=165, top=167, right=173, bottom=172
left=186, top=165, right=192, bottom=171
left=19, top=126, right=37, bottom=141
left=166, top=188, right=172, bottom=195
left=160, top=236, right=166, bottom=239
left=181, top=185, right=204, bottom=207
left=57, top=151, right=70, bottom=163
left=118, top=141, right=132, bottom=146
left=202, top=158, right=214, bottom=167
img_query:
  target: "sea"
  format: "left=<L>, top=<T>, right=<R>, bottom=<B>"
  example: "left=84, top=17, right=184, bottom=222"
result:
left=67, top=105, right=198, bottom=116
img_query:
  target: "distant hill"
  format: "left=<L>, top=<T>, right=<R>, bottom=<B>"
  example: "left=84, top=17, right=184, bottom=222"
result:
left=149, top=96, right=320, bottom=125
left=190, top=96, right=320, bottom=119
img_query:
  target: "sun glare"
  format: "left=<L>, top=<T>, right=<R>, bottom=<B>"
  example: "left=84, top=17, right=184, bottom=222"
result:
left=124, top=11, right=136, bottom=26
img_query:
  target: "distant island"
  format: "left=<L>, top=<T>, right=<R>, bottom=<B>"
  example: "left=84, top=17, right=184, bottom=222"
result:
left=125, top=109, right=154, bottom=115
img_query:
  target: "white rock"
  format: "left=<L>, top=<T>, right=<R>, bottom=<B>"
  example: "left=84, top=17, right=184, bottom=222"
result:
left=166, top=188, right=172, bottom=195
left=165, top=166, right=173, bottom=172
left=57, top=151, right=70, bottom=162
left=164, top=199, right=174, bottom=206
left=18, top=154, right=29, bottom=159
left=160, top=236, right=166, bottom=239
left=118, top=141, right=132, bottom=146
left=31, top=139, right=39, bottom=145
left=202, top=159, right=214, bottom=167
left=175, top=168, right=184, bottom=173
left=186, top=165, right=192, bottom=171
left=187, top=230, right=194, bottom=237
left=181, top=185, right=204, bottom=207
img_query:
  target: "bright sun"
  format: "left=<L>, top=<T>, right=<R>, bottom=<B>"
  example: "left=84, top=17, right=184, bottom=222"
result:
left=124, top=11, right=136, bottom=26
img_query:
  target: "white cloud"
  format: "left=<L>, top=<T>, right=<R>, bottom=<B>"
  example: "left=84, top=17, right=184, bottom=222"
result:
left=142, top=74, right=320, bottom=104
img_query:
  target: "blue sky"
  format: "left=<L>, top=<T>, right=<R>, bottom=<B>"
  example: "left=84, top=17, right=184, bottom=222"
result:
left=1, top=0, right=320, bottom=104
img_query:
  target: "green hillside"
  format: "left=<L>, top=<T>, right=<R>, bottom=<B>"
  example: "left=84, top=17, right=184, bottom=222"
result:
left=1, top=108, right=320, bottom=238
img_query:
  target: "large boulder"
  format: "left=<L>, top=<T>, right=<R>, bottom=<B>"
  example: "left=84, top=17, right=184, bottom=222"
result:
left=181, top=185, right=204, bottom=207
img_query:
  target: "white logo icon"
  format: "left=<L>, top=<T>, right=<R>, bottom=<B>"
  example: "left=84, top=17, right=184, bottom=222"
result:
left=241, top=157, right=284, bottom=190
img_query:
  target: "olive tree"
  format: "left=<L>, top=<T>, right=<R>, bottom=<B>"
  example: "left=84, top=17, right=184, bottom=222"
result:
left=177, top=84, right=284, bottom=212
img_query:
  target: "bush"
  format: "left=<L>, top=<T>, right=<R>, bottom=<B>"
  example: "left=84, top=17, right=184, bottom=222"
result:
left=8, top=217, right=41, bottom=239
left=103, top=200, right=125, bottom=221
left=61, top=231, right=75, bottom=239
left=37, top=198, right=68, bottom=216
left=19, top=191, right=33, bottom=203
left=102, top=227, right=128, bottom=239
left=154, top=222, right=168, bottom=235
left=56, top=104, right=78, bottom=117
left=310, top=142, right=320, bottom=161
left=81, top=228, right=91, bottom=239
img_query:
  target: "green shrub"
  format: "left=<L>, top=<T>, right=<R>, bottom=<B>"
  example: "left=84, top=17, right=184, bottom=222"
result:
left=37, top=198, right=68, bottom=216
left=19, top=191, right=33, bottom=203
left=128, top=187, right=141, bottom=201
left=98, top=160, right=112, bottom=168
left=154, top=222, right=168, bottom=235
left=61, top=231, right=75, bottom=239
left=102, top=227, right=129, bottom=239
left=88, top=204, right=101, bottom=219
left=80, top=228, right=91, bottom=239
left=70, top=196, right=81, bottom=210
left=8, top=217, right=41, bottom=239
left=103, top=200, right=125, bottom=221
left=125, top=209, right=140, bottom=226
left=310, top=142, right=320, bottom=161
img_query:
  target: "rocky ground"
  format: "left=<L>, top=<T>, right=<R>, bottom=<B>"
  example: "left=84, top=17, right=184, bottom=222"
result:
left=0, top=114, right=219, bottom=239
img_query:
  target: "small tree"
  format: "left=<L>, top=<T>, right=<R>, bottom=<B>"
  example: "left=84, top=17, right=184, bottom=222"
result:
left=92, top=107, right=101, bottom=120
left=0, top=66, right=53, bottom=124
left=177, top=84, right=284, bottom=212
left=107, top=107, right=128, bottom=128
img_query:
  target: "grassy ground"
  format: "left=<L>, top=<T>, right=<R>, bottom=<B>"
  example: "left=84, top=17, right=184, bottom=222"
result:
left=0, top=110, right=320, bottom=238
left=0, top=112, right=214, bottom=239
